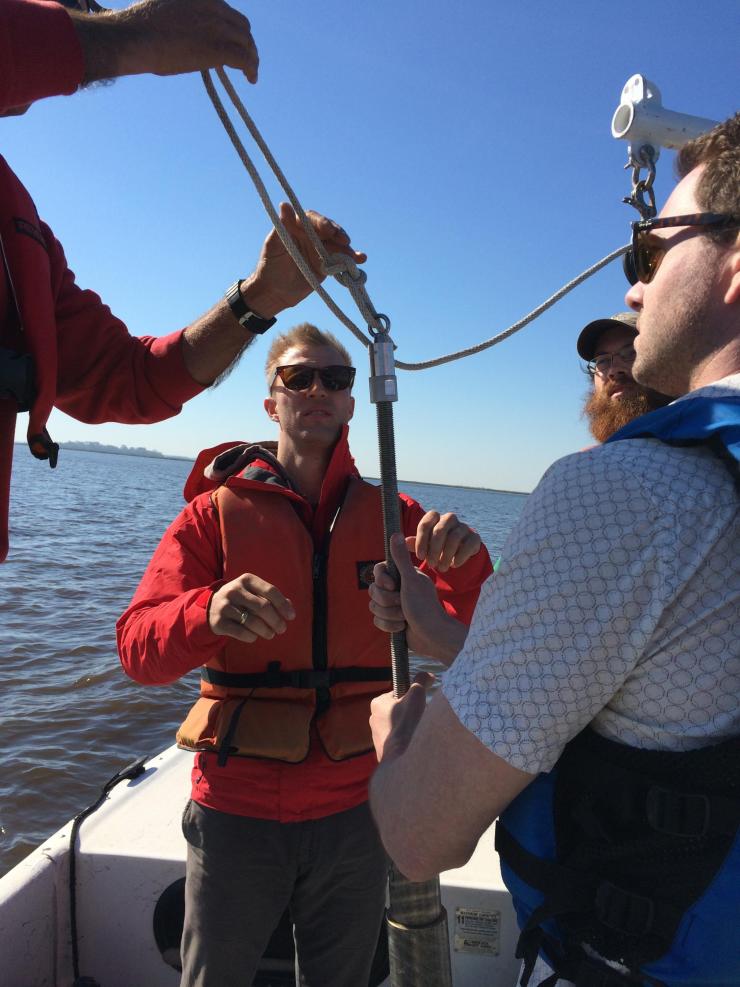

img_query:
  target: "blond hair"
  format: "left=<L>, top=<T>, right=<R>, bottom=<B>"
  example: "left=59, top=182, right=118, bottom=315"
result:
left=265, top=323, right=352, bottom=389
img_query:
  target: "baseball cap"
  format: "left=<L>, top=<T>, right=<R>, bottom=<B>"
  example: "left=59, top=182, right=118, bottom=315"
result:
left=576, top=312, right=638, bottom=361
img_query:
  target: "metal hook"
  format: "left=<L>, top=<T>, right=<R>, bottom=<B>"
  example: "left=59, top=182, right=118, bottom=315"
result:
left=369, top=312, right=392, bottom=337
left=622, top=148, right=657, bottom=220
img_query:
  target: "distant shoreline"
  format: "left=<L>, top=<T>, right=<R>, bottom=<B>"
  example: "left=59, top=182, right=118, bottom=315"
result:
left=14, top=442, right=528, bottom=496
left=14, top=441, right=191, bottom=463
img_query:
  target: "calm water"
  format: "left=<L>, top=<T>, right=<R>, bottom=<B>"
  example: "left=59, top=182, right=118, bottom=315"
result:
left=0, top=447, right=527, bottom=878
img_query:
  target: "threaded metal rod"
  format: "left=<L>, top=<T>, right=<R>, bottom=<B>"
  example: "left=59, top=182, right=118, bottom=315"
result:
left=374, top=394, right=452, bottom=986
left=375, top=399, right=410, bottom=697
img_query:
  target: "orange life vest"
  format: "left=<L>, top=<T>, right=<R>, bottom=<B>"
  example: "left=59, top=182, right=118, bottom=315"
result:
left=176, top=475, right=393, bottom=764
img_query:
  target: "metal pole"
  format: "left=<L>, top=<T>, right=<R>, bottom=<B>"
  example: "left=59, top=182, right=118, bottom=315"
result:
left=369, top=319, right=453, bottom=987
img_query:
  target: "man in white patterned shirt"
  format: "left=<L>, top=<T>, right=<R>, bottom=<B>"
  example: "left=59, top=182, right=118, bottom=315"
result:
left=367, top=114, right=740, bottom=987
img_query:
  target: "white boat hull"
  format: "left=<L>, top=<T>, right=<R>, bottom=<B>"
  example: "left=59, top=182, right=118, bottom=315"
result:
left=0, top=745, right=521, bottom=986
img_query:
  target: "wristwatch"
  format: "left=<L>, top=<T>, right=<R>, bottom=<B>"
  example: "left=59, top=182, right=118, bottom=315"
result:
left=225, top=280, right=277, bottom=334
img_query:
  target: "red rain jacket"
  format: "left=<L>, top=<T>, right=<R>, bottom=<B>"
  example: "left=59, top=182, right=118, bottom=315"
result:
left=0, top=0, right=204, bottom=561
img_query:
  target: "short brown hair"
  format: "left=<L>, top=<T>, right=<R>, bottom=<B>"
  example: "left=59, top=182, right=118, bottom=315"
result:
left=265, top=323, right=353, bottom=389
left=676, top=112, right=740, bottom=241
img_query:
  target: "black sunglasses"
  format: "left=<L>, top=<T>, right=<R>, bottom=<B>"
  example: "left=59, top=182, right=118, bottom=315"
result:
left=624, top=212, right=740, bottom=286
left=271, top=364, right=356, bottom=392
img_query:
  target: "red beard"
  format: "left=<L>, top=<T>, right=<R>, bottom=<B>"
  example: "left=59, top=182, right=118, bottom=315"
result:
left=583, top=384, right=670, bottom=443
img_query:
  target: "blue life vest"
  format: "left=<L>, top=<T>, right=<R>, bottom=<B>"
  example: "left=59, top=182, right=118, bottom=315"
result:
left=607, top=388, right=740, bottom=473
left=497, top=389, right=740, bottom=987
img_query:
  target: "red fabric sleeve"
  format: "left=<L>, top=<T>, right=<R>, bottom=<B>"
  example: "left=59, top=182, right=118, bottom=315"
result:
left=47, top=223, right=204, bottom=423
left=399, top=493, right=493, bottom=625
left=116, top=494, right=227, bottom=685
left=0, top=0, right=83, bottom=112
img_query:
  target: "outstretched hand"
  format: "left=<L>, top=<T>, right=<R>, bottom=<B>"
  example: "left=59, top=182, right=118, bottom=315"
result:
left=72, top=0, right=261, bottom=83
left=209, top=572, right=295, bottom=643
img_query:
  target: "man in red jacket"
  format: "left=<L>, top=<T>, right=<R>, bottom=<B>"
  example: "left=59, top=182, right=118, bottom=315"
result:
left=0, top=0, right=364, bottom=561
left=118, top=323, right=493, bottom=987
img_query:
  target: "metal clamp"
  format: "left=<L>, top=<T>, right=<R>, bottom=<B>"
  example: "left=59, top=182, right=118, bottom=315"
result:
left=368, top=313, right=398, bottom=404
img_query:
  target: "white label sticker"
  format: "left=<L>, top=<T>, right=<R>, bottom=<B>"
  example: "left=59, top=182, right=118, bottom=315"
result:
left=453, top=907, right=500, bottom=955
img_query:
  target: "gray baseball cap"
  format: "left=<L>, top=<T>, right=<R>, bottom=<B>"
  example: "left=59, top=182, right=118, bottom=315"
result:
left=576, top=312, right=638, bottom=361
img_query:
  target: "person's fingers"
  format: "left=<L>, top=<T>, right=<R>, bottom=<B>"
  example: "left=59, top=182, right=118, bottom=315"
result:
left=435, top=526, right=466, bottom=573
left=396, top=679, right=429, bottom=723
left=413, top=511, right=439, bottom=562
left=411, top=670, right=436, bottom=690
left=449, top=529, right=482, bottom=568
left=240, top=574, right=295, bottom=622
left=229, top=602, right=275, bottom=639
left=372, top=561, right=397, bottom=591
left=389, top=531, right=418, bottom=579
left=293, top=207, right=367, bottom=264
left=404, top=535, right=419, bottom=557
left=372, top=614, right=407, bottom=634
left=201, top=0, right=259, bottom=83
left=210, top=2, right=259, bottom=81
left=278, top=201, right=299, bottom=231
left=368, top=583, right=405, bottom=633
left=425, top=513, right=459, bottom=569
left=368, top=583, right=401, bottom=609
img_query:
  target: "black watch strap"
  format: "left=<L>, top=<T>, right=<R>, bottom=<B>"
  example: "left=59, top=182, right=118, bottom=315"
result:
left=225, top=280, right=276, bottom=335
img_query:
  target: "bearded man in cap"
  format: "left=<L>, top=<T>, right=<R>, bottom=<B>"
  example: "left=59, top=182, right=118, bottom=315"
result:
left=577, top=311, right=670, bottom=442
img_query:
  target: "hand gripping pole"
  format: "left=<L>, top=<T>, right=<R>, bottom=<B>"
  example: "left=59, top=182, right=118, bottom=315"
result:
left=369, top=319, right=453, bottom=986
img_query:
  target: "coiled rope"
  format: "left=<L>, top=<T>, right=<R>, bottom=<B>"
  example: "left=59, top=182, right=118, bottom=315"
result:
left=202, top=68, right=630, bottom=369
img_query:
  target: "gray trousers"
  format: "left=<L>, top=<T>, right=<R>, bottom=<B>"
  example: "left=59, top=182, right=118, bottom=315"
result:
left=180, top=800, right=389, bottom=987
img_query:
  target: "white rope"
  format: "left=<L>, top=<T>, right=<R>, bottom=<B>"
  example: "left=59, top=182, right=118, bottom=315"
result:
left=202, top=69, right=630, bottom=371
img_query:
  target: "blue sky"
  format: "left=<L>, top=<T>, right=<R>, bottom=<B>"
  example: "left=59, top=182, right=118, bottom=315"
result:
left=7, top=0, right=739, bottom=492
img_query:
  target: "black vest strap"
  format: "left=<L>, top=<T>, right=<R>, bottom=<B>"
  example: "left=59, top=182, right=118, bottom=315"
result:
left=496, top=821, right=684, bottom=949
left=202, top=662, right=392, bottom=691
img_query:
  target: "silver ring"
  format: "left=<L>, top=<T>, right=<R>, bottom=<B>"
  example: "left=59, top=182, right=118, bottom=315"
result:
left=239, top=608, right=250, bottom=626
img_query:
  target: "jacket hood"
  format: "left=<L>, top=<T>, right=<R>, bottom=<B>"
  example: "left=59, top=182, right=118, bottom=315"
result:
left=183, top=424, right=359, bottom=503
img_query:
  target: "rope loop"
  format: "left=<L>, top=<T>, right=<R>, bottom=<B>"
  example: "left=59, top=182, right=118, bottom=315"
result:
left=324, top=254, right=368, bottom=287
left=201, top=69, right=630, bottom=372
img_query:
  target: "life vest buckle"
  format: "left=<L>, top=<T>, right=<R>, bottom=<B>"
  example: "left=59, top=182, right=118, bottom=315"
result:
left=265, top=661, right=283, bottom=688
left=594, top=881, right=654, bottom=936
left=309, top=669, right=331, bottom=690
left=646, top=786, right=710, bottom=838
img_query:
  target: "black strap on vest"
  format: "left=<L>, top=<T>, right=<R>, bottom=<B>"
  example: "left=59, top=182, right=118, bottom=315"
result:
left=202, top=662, right=393, bottom=691
left=498, top=727, right=740, bottom=986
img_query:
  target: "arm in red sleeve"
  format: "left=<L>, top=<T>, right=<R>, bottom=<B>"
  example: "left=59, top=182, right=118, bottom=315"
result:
left=399, top=493, right=493, bottom=625
left=117, top=494, right=226, bottom=685
left=0, top=0, right=83, bottom=112
left=48, top=223, right=204, bottom=424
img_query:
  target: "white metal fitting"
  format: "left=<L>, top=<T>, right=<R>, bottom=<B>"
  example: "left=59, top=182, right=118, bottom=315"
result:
left=611, top=74, right=719, bottom=165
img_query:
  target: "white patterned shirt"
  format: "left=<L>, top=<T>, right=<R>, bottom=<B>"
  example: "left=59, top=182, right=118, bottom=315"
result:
left=443, top=375, right=740, bottom=774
